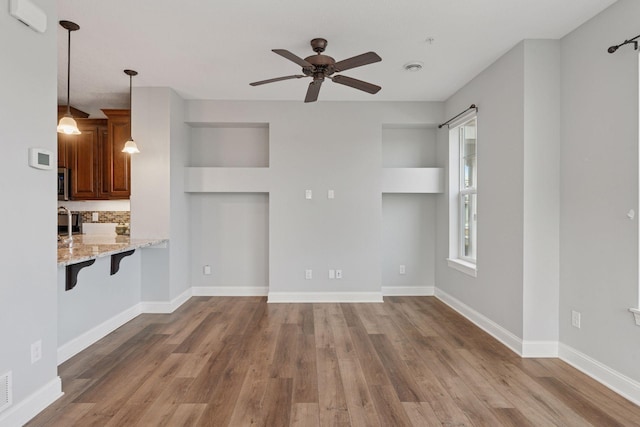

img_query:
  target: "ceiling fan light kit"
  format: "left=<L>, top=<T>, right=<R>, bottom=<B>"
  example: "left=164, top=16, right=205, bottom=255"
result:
left=250, top=38, right=382, bottom=103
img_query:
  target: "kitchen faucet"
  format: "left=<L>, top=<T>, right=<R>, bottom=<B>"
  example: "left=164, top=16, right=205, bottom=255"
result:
left=58, top=206, right=73, bottom=245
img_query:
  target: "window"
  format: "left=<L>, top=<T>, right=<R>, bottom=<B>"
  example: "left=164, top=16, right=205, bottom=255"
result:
left=447, top=115, right=477, bottom=276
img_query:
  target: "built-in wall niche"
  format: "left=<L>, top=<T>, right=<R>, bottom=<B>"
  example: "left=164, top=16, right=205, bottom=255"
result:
left=185, top=123, right=270, bottom=193
left=382, top=193, right=436, bottom=294
left=381, top=125, right=443, bottom=193
left=382, top=125, right=437, bottom=168
left=189, top=193, right=269, bottom=294
left=188, top=123, right=269, bottom=167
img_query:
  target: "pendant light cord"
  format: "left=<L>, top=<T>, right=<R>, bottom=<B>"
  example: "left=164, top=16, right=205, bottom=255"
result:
left=66, top=28, right=71, bottom=115
left=129, top=73, right=133, bottom=140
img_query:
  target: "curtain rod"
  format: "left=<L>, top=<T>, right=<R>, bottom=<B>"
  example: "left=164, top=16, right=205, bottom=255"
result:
left=438, top=104, right=477, bottom=129
left=608, top=34, right=640, bottom=54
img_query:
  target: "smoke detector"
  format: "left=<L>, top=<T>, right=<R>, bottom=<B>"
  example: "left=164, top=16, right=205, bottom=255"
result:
left=404, top=61, right=424, bottom=72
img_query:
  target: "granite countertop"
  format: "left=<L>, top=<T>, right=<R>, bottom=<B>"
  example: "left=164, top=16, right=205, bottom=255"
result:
left=58, top=234, right=167, bottom=267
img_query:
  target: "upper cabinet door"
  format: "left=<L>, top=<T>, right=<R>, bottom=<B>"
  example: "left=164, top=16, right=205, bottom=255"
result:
left=67, top=120, right=105, bottom=200
left=102, top=109, right=131, bottom=199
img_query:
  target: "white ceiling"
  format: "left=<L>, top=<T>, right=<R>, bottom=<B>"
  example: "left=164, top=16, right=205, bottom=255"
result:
left=57, top=0, right=616, bottom=116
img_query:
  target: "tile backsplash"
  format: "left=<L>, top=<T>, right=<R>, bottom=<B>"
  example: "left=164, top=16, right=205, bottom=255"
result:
left=80, top=211, right=130, bottom=224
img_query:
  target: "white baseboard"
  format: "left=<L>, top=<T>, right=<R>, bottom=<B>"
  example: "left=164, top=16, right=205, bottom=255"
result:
left=192, top=286, right=268, bottom=297
left=140, top=287, right=192, bottom=313
left=559, top=343, right=640, bottom=406
left=434, top=288, right=523, bottom=356
left=522, top=340, right=558, bottom=358
left=268, top=292, right=383, bottom=303
left=0, top=376, right=62, bottom=427
left=57, top=304, right=142, bottom=364
left=382, top=286, right=435, bottom=296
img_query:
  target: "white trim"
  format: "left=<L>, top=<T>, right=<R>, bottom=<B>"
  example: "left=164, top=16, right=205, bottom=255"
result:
left=447, top=108, right=478, bottom=129
left=0, top=376, right=62, bottom=427
left=446, top=258, right=477, bottom=277
left=521, top=341, right=558, bottom=358
left=268, top=292, right=383, bottom=303
left=435, top=288, right=522, bottom=355
left=57, top=304, right=142, bottom=364
left=629, top=308, right=640, bottom=326
left=559, top=343, right=640, bottom=406
left=381, top=286, right=435, bottom=296
left=139, top=287, right=192, bottom=314
left=192, top=286, right=269, bottom=297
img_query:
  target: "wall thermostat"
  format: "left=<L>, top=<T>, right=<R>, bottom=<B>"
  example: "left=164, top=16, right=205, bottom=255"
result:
left=28, top=147, right=54, bottom=170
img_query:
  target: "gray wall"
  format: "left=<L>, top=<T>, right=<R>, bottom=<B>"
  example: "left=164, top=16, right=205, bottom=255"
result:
left=0, top=0, right=60, bottom=419
left=57, top=253, right=141, bottom=346
left=190, top=194, right=270, bottom=290
left=436, top=42, right=527, bottom=338
left=132, top=88, right=191, bottom=302
left=182, top=101, right=443, bottom=299
left=560, top=0, right=640, bottom=381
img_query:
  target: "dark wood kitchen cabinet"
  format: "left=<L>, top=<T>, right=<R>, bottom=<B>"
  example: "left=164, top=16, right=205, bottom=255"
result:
left=101, top=110, right=132, bottom=198
left=57, top=109, right=131, bottom=200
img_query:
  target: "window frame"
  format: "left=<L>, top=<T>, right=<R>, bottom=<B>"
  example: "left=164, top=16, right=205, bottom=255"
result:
left=447, top=113, right=478, bottom=277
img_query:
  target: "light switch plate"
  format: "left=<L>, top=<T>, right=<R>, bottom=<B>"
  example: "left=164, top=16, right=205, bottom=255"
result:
left=305, top=190, right=312, bottom=200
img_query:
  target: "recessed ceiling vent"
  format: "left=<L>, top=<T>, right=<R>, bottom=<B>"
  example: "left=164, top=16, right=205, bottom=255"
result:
left=0, top=371, right=12, bottom=413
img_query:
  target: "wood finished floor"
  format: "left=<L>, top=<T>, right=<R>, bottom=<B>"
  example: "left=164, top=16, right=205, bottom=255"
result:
left=28, top=296, right=640, bottom=427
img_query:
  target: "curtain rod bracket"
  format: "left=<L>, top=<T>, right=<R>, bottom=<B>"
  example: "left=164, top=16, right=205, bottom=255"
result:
left=608, top=34, right=640, bottom=54
left=438, top=104, right=477, bottom=129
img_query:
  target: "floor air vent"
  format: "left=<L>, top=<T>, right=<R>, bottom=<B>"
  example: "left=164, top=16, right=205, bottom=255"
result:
left=0, top=371, right=11, bottom=413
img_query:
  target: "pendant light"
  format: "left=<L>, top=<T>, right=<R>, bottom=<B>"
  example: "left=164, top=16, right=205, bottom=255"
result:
left=122, top=69, right=140, bottom=154
left=57, top=20, right=81, bottom=135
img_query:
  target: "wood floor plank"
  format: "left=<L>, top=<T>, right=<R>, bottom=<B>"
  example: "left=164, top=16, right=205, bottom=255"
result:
left=291, top=403, right=320, bottom=427
left=316, top=347, right=351, bottom=426
left=270, top=323, right=301, bottom=379
left=338, top=358, right=380, bottom=427
left=165, top=404, right=207, bottom=426
left=327, top=303, right=357, bottom=360
left=293, top=333, right=319, bottom=403
left=368, top=334, right=425, bottom=402
left=180, top=333, right=243, bottom=403
left=401, top=402, right=442, bottom=427
left=368, top=385, right=413, bottom=427
left=262, top=378, right=294, bottom=426
left=26, top=297, right=640, bottom=427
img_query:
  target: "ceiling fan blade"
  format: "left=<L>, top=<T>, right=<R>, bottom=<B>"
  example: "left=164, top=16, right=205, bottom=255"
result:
left=304, top=80, right=323, bottom=103
left=272, top=49, right=313, bottom=68
left=331, top=75, right=381, bottom=94
left=333, top=52, right=382, bottom=72
left=250, top=75, right=306, bottom=86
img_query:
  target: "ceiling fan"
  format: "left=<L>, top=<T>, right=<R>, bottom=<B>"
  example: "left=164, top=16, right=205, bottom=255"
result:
left=250, top=38, right=382, bottom=103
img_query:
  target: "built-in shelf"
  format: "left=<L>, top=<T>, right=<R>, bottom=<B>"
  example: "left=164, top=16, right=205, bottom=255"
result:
left=381, top=168, right=444, bottom=193
left=184, top=167, right=270, bottom=193
left=188, top=123, right=269, bottom=167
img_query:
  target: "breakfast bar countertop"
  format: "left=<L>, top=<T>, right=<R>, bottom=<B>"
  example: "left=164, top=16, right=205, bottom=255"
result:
left=57, top=235, right=167, bottom=267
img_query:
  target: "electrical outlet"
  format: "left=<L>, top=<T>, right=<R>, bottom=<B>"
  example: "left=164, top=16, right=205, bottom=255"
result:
left=92, top=212, right=99, bottom=222
left=305, top=190, right=312, bottom=200
left=305, top=269, right=312, bottom=280
left=329, top=269, right=335, bottom=279
left=336, top=269, right=342, bottom=279
left=203, top=265, right=211, bottom=275
left=571, top=310, right=581, bottom=328
left=399, top=264, right=406, bottom=275
left=31, top=340, right=42, bottom=364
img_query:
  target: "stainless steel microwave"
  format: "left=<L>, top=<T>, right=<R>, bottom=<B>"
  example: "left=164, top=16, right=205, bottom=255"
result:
left=58, top=168, right=69, bottom=201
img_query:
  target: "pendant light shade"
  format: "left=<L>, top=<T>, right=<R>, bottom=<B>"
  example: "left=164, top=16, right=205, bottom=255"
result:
left=57, top=114, right=81, bottom=135
left=57, top=20, right=81, bottom=135
left=122, top=69, right=140, bottom=154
